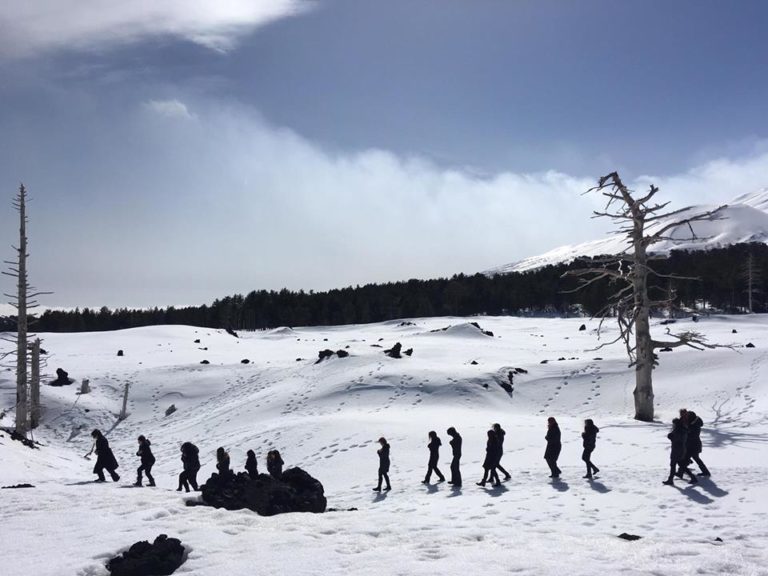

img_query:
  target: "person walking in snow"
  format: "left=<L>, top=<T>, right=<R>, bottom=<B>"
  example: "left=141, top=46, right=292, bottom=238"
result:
left=134, top=435, right=156, bottom=487
left=663, top=418, right=697, bottom=485
left=544, top=417, right=562, bottom=478
left=86, top=429, right=120, bottom=483
left=581, top=419, right=600, bottom=479
left=493, top=423, right=512, bottom=481
left=373, top=437, right=391, bottom=492
left=216, top=447, right=232, bottom=477
left=177, top=442, right=200, bottom=492
left=447, top=426, right=462, bottom=487
left=267, top=450, right=284, bottom=479
left=422, top=430, right=446, bottom=484
left=684, top=411, right=711, bottom=477
left=477, top=429, right=501, bottom=487
left=245, top=449, right=259, bottom=479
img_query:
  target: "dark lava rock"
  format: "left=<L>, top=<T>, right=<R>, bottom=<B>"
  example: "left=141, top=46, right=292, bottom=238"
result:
left=385, top=343, right=402, bottom=358
left=732, top=329, right=737, bottom=334
left=618, top=533, right=642, bottom=541
left=117, top=350, right=124, bottom=357
left=1, top=483, right=34, bottom=489
left=49, top=368, right=73, bottom=386
left=316, top=349, right=335, bottom=363
left=746, top=342, right=755, bottom=348
left=470, top=360, right=478, bottom=365
left=240, top=359, right=250, bottom=364
left=194, top=339, right=200, bottom=344
left=200, top=360, right=210, bottom=365
left=200, top=468, right=326, bottom=516
left=336, top=349, right=349, bottom=358
left=513, top=367, right=528, bottom=374
left=296, top=358, right=303, bottom=362
left=403, top=348, right=413, bottom=356
left=470, top=322, right=494, bottom=337
left=579, top=324, right=586, bottom=331
left=540, top=360, right=548, bottom=364
left=398, top=321, right=416, bottom=327
left=106, top=534, right=185, bottom=576
left=165, top=405, right=177, bottom=417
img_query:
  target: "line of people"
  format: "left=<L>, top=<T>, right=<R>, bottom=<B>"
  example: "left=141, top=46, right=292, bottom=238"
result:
left=85, top=410, right=712, bottom=491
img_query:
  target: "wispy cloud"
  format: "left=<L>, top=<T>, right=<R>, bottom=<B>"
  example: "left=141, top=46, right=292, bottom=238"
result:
left=145, top=99, right=194, bottom=120
left=0, top=0, right=308, bottom=59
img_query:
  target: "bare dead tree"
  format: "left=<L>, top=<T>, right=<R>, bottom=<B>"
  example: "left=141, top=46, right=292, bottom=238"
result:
left=741, top=251, right=762, bottom=313
left=2, top=184, right=50, bottom=436
left=565, top=172, right=727, bottom=422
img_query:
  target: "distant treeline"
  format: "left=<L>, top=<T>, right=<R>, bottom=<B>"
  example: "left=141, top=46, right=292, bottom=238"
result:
left=2, top=243, right=766, bottom=333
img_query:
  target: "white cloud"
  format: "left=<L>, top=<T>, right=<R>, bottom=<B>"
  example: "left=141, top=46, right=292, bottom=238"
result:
left=145, top=99, right=194, bottom=119
left=0, top=0, right=307, bottom=58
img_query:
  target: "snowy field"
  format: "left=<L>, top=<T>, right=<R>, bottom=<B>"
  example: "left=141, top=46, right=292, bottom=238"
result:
left=1, top=315, right=767, bottom=576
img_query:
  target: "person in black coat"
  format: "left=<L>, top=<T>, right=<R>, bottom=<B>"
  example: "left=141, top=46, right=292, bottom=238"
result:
left=245, top=449, right=259, bottom=479
left=267, top=450, right=284, bottom=479
left=544, top=417, right=562, bottom=478
left=581, top=419, right=600, bottom=479
left=216, top=447, right=232, bottom=476
left=684, top=411, right=711, bottom=477
left=447, top=426, right=462, bottom=487
left=664, top=418, right=697, bottom=485
left=134, top=435, right=156, bottom=487
left=177, top=442, right=200, bottom=492
left=422, top=430, right=446, bottom=484
left=477, top=430, right=501, bottom=487
left=86, top=429, right=120, bottom=482
left=493, top=423, right=512, bottom=481
left=373, top=437, right=391, bottom=491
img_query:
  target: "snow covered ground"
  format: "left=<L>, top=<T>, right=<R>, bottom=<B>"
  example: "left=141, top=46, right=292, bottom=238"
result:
left=1, top=315, right=767, bottom=576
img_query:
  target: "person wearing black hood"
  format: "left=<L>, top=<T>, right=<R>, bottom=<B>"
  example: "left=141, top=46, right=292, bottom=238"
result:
left=492, top=423, right=512, bottom=481
left=544, top=417, right=562, bottom=478
left=134, top=435, right=156, bottom=487
left=684, top=411, right=711, bottom=477
left=216, top=447, right=232, bottom=477
left=664, top=418, right=697, bottom=485
left=581, top=419, right=600, bottom=479
left=245, top=449, right=259, bottom=479
left=477, top=429, right=501, bottom=487
left=447, top=427, right=462, bottom=487
left=267, top=450, right=284, bottom=479
left=422, top=431, right=446, bottom=484
left=178, top=442, right=200, bottom=492
left=86, top=429, right=120, bottom=483
left=373, top=437, right=391, bottom=491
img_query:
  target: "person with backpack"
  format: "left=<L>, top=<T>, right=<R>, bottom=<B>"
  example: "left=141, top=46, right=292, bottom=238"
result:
left=86, top=429, right=120, bottom=483
left=447, top=426, right=462, bottom=488
left=134, top=435, right=156, bottom=487
left=373, top=437, right=391, bottom=492
left=684, top=411, right=711, bottom=477
left=422, top=430, right=446, bottom=484
left=581, top=419, right=600, bottom=479
left=177, top=442, right=200, bottom=492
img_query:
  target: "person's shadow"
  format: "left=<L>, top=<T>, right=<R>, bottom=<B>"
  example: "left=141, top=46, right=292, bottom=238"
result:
left=447, top=486, right=462, bottom=498
left=372, top=491, right=389, bottom=503
left=588, top=479, right=611, bottom=493
left=550, top=478, right=569, bottom=492
left=696, top=477, right=728, bottom=498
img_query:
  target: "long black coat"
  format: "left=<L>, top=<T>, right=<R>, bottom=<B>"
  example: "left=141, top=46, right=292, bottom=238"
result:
left=245, top=454, right=258, bottom=479
left=668, top=422, right=688, bottom=463
left=94, top=435, right=119, bottom=472
left=582, top=425, right=599, bottom=451
left=483, top=434, right=501, bottom=469
left=137, top=440, right=155, bottom=466
left=686, top=416, right=704, bottom=456
left=544, top=426, right=562, bottom=460
left=181, top=443, right=200, bottom=473
left=427, top=437, right=441, bottom=465
left=378, top=443, right=391, bottom=474
left=449, top=434, right=462, bottom=459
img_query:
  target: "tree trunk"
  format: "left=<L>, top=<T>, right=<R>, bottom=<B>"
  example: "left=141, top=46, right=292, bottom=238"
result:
left=30, top=338, right=41, bottom=428
left=632, top=216, right=654, bottom=422
left=15, top=186, right=29, bottom=436
left=119, top=382, right=129, bottom=420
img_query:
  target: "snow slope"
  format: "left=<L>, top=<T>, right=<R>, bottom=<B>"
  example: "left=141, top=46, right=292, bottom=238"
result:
left=488, top=189, right=768, bottom=274
left=1, top=316, right=767, bottom=575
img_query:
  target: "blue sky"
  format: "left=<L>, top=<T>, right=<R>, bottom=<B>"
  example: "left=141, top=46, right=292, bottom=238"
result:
left=1, top=0, right=767, bottom=309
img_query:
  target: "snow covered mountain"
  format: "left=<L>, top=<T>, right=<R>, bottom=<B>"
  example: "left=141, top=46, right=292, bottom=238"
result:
left=1, top=316, right=767, bottom=575
left=488, top=188, right=768, bottom=275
